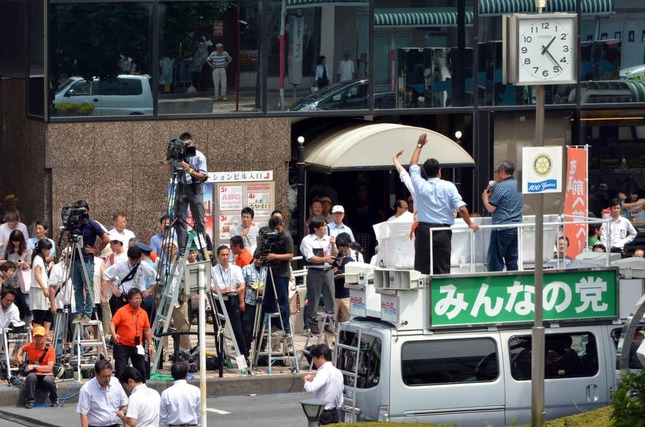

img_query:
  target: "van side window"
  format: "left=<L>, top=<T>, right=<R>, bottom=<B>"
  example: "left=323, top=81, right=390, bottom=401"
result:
left=400, top=338, right=498, bottom=386
left=337, top=331, right=381, bottom=389
left=97, top=79, right=143, bottom=96
left=71, top=81, right=90, bottom=96
left=610, top=327, right=645, bottom=370
left=509, top=332, right=598, bottom=380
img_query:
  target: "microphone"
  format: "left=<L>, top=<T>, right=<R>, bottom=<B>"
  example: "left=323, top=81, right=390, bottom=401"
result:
left=486, top=180, right=496, bottom=193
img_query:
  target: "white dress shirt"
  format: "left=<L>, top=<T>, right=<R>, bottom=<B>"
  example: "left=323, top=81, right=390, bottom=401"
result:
left=0, top=302, right=20, bottom=328
left=159, top=379, right=202, bottom=427
left=48, top=261, right=74, bottom=310
left=108, top=227, right=136, bottom=247
left=126, top=383, right=161, bottom=427
left=600, top=216, right=637, bottom=250
left=327, top=222, right=355, bottom=242
left=300, top=234, right=334, bottom=268
left=103, top=259, right=157, bottom=294
left=76, top=376, right=128, bottom=426
left=303, top=361, right=344, bottom=410
left=212, top=264, right=244, bottom=292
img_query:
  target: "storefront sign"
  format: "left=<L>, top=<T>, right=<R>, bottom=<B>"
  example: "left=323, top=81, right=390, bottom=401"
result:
left=564, top=146, right=588, bottom=257
left=430, top=269, right=617, bottom=327
left=207, top=170, right=273, bottom=183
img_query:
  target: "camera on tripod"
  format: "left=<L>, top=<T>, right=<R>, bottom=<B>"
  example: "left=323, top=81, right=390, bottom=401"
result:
left=166, top=138, right=196, bottom=167
left=258, top=227, right=279, bottom=262
left=61, top=203, right=89, bottom=236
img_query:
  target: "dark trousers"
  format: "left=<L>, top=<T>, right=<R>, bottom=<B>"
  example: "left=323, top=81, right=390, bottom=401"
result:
left=242, top=303, right=259, bottom=354
left=414, top=222, right=452, bottom=274
left=487, top=228, right=519, bottom=271
left=263, top=274, right=291, bottom=333
left=25, top=373, right=57, bottom=404
left=113, top=343, right=147, bottom=380
left=174, top=182, right=205, bottom=251
left=319, top=408, right=339, bottom=425
left=215, top=297, right=248, bottom=358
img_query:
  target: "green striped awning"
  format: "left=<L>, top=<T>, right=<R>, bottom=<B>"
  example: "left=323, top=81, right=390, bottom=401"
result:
left=374, top=9, right=474, bottom=28
left=478, top=0, right=615, bottom=15
left=286, top=0, right=367, bottom=8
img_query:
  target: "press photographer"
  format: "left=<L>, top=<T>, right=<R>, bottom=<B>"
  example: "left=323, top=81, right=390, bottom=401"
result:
left=169, top=132, right=207, bottom=252
left=61, top=200, right=109, bottom=324
left=261, top=215, right=294, bottom=334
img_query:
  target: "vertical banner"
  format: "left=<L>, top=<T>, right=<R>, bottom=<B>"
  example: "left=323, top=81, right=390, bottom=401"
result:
left=564, top=146, right=588, bottom=258
left=288, top=15, right=304, bottom=85
left=522, top=146, right=563, bottom=194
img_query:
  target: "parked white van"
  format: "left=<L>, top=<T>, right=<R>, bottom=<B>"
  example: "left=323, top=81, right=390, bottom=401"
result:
left=336, top=264, right=642, bottom=426
left=53, top=74, right=153, bottom=116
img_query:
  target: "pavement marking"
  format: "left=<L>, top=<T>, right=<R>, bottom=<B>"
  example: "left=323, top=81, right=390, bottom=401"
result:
left=206, top=407, right=231, bottom=414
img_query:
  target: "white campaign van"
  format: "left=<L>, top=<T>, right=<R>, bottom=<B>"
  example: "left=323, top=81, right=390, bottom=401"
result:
left=53, top=75, right=153, bottom=116
left=335, top=262, right=645, bottom=426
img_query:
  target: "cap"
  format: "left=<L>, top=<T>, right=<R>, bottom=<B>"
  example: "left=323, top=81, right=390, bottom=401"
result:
left=320, top=196, right=332, bottom=205
left=4, top=194, right=17, bottom=202
left=331, top=205, right=345, bottom=214
left=33, top=326, right=46, bottom=336
left=135, top=242, right=153, bottom=254
left=108, top=231, right=123, bottom=243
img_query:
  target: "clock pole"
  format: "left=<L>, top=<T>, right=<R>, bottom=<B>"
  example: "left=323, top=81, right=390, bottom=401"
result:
left=531, top=3, right=547, bottom=427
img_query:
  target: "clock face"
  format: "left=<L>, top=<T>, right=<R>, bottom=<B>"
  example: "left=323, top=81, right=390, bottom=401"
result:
left=515, top=14, right=577, bottom=85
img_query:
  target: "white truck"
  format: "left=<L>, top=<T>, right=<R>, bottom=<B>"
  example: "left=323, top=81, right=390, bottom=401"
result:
left=334, top=260, right=645, bottom=426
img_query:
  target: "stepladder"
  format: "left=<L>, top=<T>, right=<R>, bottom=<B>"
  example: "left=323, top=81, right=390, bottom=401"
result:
left=300, top=312, right=335, bottom=370
left=72, top=316, right=108, bottom=380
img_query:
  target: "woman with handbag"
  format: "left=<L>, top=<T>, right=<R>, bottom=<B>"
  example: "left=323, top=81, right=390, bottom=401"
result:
left=315, top=55, right=330, bottom=90
left=1, top=230, right=32, bottom=327
left=31, top=239, right=53, bottom=336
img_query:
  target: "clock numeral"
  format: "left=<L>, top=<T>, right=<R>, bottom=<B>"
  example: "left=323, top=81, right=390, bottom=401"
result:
left=560, top=33, right=567, bottom=41
left=541, top=22, right=550, bottom=29
left=542, top=70, right=549, bottom=77
left=521, top=47, right=528, bottom=54
left=560, top=57, right=567, bottom=63
left=553, top=65, right=561, bottom=73
left=523, top=36, right=533, bottom=43
left=563, top=46, right=569, bottom=52
left=533, top=67, right=539, bottom=74
left=524, top=58, right=531, bottom=65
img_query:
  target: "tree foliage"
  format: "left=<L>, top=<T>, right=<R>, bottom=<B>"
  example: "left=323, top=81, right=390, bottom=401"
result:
left=611, top=369, right=645, bottom=427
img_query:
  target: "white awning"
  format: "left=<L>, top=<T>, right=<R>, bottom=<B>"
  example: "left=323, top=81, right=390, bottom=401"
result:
left=304, top=123, right=475, bottom=171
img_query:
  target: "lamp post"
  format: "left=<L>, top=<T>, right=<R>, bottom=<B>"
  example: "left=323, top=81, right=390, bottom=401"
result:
left=297, top=136, right=306, bottom=236
left=299, top=399, right=327, bottom=427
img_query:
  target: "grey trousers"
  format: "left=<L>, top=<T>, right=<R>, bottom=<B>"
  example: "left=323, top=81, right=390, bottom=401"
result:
left=306, top=268, right=335, bottom=325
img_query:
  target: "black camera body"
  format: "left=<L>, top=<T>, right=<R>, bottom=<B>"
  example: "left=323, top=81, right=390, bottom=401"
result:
left=61, top=204, right=89, bottom=236
left=166, top=138, right=196, bottom=166
left=257, top=226, right=279, bottom=264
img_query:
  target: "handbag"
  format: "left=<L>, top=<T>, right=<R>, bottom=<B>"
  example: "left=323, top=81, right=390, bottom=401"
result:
left=18, top=268, right=31, bottom=293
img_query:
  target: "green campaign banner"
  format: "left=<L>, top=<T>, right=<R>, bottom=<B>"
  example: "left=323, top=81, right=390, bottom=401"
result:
left=430, top=269, right=618, bottom=327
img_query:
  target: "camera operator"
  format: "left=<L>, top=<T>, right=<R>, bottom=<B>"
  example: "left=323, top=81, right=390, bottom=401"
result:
left=174, top=132, right=207, bottom=252
left=333, top=232, right=354, bottom=324
left=262, top=215, right=294, bottom=335
left=70, top=200, right=110, bottom=324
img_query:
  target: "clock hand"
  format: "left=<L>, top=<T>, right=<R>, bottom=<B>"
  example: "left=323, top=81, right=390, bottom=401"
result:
left=541, top=36, right=556, bottom=55
left=542, top=48, right=562, bottom=70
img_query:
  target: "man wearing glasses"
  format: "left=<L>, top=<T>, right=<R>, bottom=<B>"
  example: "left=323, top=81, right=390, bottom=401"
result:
left=482, top=160, right=524, bottom=271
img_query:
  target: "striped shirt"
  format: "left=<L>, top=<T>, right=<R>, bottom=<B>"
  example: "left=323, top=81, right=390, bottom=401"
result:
left=207, top=50, right=231, bottom=68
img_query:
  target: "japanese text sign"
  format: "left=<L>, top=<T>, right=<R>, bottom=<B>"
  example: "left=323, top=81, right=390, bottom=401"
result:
left=430, top=269, right=617, bottom=327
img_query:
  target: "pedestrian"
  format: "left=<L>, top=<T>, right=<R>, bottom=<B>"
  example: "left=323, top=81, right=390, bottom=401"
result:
left=481, top=160, right=523, bottom=271
left=109, top=287, right=155, bottom=379
left=231, top=206, right=259, bottom=255
left=300, top=217, right=337, bottom=334
left=206, top=43, right=233, bottom=101
left=315, top=56, right=330, bottom=89
left=77, top=360, right=129, bottom=427
left=16, top=325, right=58, bottom=409
left=600, top=198, right=637, bottom=256
left=302, top=343, right=344, bottom=425
left=117, top=366, right=161, bottom=427
left=333, top=233, right=354, bottom=324
left=159, top=361, right=201, bottom=427
left=356, top=52, right=368, bottom=80
left=408, top=134, right=479, bottom=274
left=337, top=51, right=355, bottom=82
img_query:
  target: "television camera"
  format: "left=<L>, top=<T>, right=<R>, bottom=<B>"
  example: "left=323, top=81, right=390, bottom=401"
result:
left=61, top=204, right=89, bottom=236
left=166, top=138, right=196, bottom=167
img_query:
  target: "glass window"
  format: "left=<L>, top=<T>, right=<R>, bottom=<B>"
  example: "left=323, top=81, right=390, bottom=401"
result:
left=401, top=338, right=498, bottom=386
left=336, top=330, right=381, bottom=389
left=509, top=332, right=598, bottom=380
left=611, top=327, right=645, bottom=370
left=49, top=2, right=153, bottom=117
left=158, top=0, right=261, bottom=115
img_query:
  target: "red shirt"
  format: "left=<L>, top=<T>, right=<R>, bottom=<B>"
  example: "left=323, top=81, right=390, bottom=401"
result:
left=236, top=249, right=254, bottom=268
left=22, top=342, right=55, bottom=374
left=111, top=304, right=150, bottom=347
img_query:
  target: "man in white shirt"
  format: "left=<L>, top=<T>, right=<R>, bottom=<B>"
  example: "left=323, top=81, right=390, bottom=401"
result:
left=160, top=361, right=201, bottom=427
left=601, top=198, right=637, bottom=255
left=232, top=206, right=259, bottom=255
left=387, top=199, right=414, bottom=222
left=108, top=213, right=136, bottom=247
left=211, top=245, right=248, bottom=359
left=327, top=205, right=355, bottom=242
left=337, top=51, right=355, bottom=82
left=117, top=366, right=160, bottom=427
left=303, top=343, right=344, bottom=425
left=300, top=218, right=338, bottom=335
left=0, top=288, right=20, bottom=328
left=103, top=246, right=157, bottom=314
left=77, top=360, right=128, bottom=427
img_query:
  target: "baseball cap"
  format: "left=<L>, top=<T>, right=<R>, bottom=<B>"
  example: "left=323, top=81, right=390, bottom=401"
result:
left=33, top=326, right=46, bottom=336
left=108, top=231, right=122, bottom=243
left=135, top=242, right=153, bottom=254
left=320, top=196, right=332, bottom=205
left=331, top=205, right=345, bottom=214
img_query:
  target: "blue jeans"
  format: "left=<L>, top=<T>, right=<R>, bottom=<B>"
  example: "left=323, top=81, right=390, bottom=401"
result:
left=487, top=228, right=519, bottom=272
left=73, top=260, right=94, bottom=317
left=263, top=275, right=291, bottom=333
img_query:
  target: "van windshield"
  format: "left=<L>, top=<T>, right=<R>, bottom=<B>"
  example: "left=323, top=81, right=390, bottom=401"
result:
left=337, top=330, right=381, bottom=389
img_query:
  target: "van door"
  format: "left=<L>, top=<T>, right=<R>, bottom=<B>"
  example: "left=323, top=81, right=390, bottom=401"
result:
left=66, top=79, right=101, bottom=115
left=502, top=326, right=609, bottom=425
left=388, top=332, right=506, bottom=427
